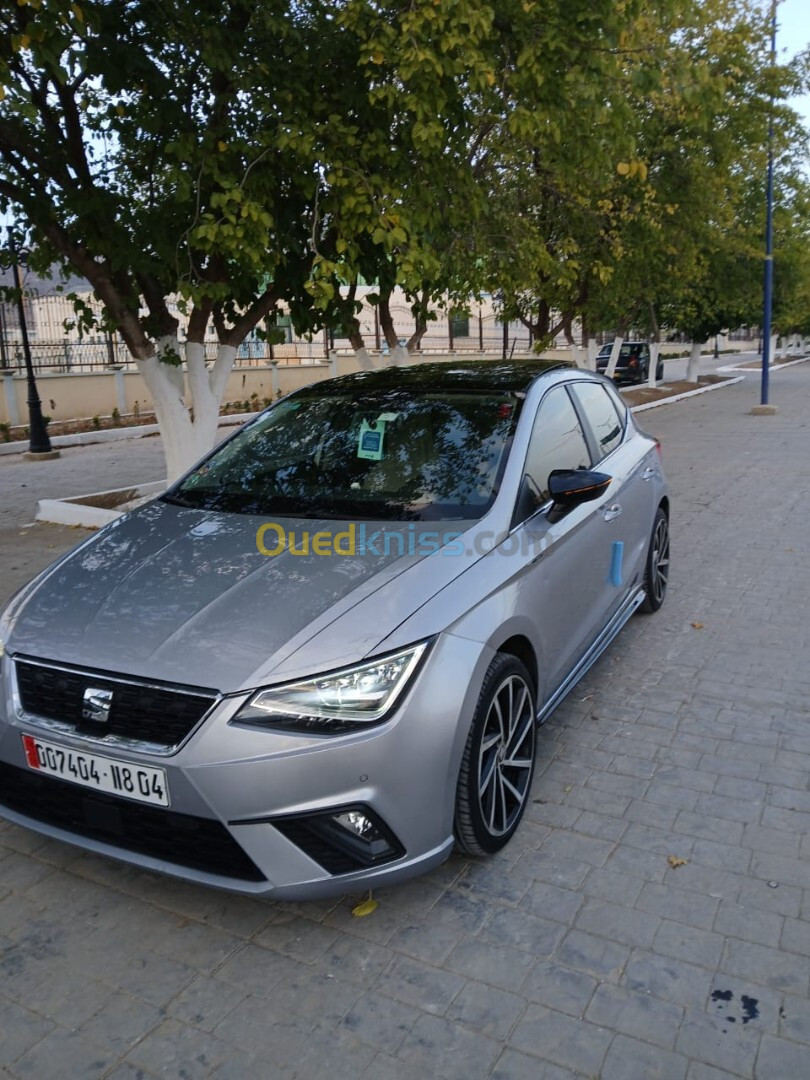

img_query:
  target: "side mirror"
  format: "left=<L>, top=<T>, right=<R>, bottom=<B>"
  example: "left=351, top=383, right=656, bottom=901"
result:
left=548, top=469, right=612, bottom=507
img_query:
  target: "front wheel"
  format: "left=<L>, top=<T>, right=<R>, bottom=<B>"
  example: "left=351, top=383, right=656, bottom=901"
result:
left=640, top=506, right=670, bottom=613
left=454, top=654, right=537, bottom=855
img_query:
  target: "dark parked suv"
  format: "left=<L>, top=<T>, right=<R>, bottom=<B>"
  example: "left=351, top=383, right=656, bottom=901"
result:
left=596, top=341, right=664, bottom=384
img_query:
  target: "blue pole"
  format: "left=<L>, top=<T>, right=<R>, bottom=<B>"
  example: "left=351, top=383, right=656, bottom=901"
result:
left=760, top=2, right=777, bottom=406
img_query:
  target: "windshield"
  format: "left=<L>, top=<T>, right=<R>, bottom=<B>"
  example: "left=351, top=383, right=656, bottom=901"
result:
left=165, top=387, right=523, bottom=521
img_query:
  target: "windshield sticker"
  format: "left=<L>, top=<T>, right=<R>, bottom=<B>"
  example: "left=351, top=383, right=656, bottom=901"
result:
left=357, top=419, right=385, bottom=460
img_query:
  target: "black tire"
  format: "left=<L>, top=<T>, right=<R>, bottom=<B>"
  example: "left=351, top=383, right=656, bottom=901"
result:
left=454, top=654, right=537, bottom=855
left=640, top=505, right=670, bottom=613
left=656, top=360, right=664, bottom=381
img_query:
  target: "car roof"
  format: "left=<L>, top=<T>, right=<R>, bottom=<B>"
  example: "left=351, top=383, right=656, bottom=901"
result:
left=302, top=359, right=574, bottom=397
left=599, top=341, right=646, bottom=348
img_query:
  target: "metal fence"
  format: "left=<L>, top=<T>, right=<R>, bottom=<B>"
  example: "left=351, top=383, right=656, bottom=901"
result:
left=0, top=311, right=543, bottom=374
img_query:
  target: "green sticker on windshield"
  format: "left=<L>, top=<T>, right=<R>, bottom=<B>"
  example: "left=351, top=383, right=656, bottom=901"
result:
left=358, top=419, right=385, bottom=460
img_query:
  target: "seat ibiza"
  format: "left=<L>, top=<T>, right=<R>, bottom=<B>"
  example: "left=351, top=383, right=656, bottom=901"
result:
left=0, top=361, right=669, bottom=898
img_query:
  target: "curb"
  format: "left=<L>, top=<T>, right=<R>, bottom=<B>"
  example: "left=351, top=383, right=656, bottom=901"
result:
left=716, top=354, right=810, bottom=375
left=36, top=480, right=167, bottom=529
left=628, top=376, right=745, bottom=414
left=0, top=411, right=259, bottom=458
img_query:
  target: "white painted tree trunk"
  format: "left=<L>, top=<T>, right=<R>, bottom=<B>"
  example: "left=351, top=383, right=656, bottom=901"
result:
left=604, top=336, right=624, bottom=379
left=647, top=342, right=661, bottom=388
left=136, top=336, right=237, bottom=482
left=354, top=347, right=375, bottom=371
left=587, top=339, right=599, bottom=371
left=391, top=344, right=410, bottom=366
left=686, top=341, right=701, bottom=383
left=769, top=334, right=778, bottom=361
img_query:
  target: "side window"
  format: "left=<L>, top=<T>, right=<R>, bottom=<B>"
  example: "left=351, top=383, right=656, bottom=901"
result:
left=522, top=387, right=591, bottom=505
left=601, top=379, right=629, bottom=426
left=569, top=382, right=624, bottom=461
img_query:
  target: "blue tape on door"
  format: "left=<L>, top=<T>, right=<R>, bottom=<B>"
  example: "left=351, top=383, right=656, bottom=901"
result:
left=610, top=540, right=624, bottom=587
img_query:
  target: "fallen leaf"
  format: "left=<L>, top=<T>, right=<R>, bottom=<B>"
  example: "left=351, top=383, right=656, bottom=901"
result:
left=563, top=785, right=573, bottom=794
left=351, top=892, right=378, bottom=918
left=667, top=855, right=688, bottom=869
left=690, top=622, right=704, bottom=630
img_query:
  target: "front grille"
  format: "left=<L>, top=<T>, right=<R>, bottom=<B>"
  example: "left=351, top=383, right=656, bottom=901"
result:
left=0, top=762, right=265, bottom=883
left=15, top=658, right=217, bottom=751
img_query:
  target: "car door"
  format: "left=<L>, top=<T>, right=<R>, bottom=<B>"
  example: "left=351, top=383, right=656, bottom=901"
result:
left=508, top=384, right=624, bottom=698
left=567, top=379, right=656, bottom=625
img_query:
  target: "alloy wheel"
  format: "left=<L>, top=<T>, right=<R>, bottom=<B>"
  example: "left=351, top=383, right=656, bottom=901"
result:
left=650, top=513, right=670, bottom=605
left=476, top=674, right=535, bottom=837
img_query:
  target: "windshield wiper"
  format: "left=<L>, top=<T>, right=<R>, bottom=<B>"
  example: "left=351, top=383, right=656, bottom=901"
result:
left=161, top=493, right=201, bottom=509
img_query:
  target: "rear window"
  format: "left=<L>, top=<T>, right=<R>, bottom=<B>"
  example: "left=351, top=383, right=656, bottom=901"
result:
left=599, top=343, right=646, bottom=361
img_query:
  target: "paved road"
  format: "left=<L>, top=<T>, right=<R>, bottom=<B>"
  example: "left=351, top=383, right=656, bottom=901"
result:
left=0, top=364, right=809, bottom=1079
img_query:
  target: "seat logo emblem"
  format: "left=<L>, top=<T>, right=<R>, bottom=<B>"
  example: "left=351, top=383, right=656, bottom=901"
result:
left=82, top=687, right=113, bottom=724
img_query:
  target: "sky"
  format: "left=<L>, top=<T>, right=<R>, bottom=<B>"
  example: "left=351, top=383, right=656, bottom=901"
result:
left=778, top=0, right=810, bottom=128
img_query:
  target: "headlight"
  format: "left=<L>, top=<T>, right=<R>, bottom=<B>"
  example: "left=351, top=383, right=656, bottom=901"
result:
left=233, top=641, right=430, bottom=735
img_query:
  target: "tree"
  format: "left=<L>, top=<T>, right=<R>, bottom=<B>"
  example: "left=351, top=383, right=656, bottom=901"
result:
left=0, top=0, right=507, bottom=476
left=0, top=2, right=328, bottom=474
left=483, top=0, right=805, bottom=374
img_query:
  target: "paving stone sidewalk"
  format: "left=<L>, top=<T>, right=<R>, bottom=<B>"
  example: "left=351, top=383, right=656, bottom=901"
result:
left=0, top=367, right=809, bottom=1079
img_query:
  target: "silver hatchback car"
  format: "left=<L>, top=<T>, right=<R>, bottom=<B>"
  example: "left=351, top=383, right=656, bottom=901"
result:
left=0, top=361, right=669, bottom=898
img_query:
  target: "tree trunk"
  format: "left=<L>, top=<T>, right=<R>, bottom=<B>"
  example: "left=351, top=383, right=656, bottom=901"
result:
left=604, top=336, right=624, bottom=379
left=347, top=328, right=375, bottom=370
left=406, top=298, right=430, bottom=355
left=686, top=341, right=701, bottom=383
left=646, top=341, right=661, bottom=388
left=586, top=339, right=599, bottom=371
left=136, top=336, right=237, bottom=481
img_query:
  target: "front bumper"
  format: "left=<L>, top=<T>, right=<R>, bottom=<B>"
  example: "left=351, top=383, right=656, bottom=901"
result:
left=0, top=634, right=491, bottom=898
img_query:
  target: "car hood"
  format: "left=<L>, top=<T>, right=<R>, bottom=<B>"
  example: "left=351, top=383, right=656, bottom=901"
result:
left=4, top=499, right=482, bottom=692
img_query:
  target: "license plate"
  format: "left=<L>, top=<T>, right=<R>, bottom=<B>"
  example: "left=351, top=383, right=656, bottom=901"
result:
left=21, top=734, right=170, bottom=807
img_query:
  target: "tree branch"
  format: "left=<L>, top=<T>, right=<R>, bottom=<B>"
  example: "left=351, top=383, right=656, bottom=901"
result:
left=219, top=286, right=280, bottom=346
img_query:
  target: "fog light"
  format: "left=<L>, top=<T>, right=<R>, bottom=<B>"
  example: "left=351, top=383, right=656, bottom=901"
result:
left=270, top=803, right=405, bottom=874
left=327, top=809, right=397, bottom=861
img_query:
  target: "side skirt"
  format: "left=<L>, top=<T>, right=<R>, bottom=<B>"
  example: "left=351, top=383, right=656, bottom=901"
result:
left=536, top=586, right=646, bottom=725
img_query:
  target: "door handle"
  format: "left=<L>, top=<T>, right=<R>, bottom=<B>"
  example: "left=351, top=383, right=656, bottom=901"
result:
left=642, top=467, right=657, bottom=481
left=602, top=504, right=623, bottom=521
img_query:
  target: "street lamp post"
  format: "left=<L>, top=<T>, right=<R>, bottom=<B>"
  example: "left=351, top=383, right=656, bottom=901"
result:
left=759, top=1, right=777, bottom=408
left=8, top=228, right=56, bottom=455
left=0, top=301, right=8, bottom=369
